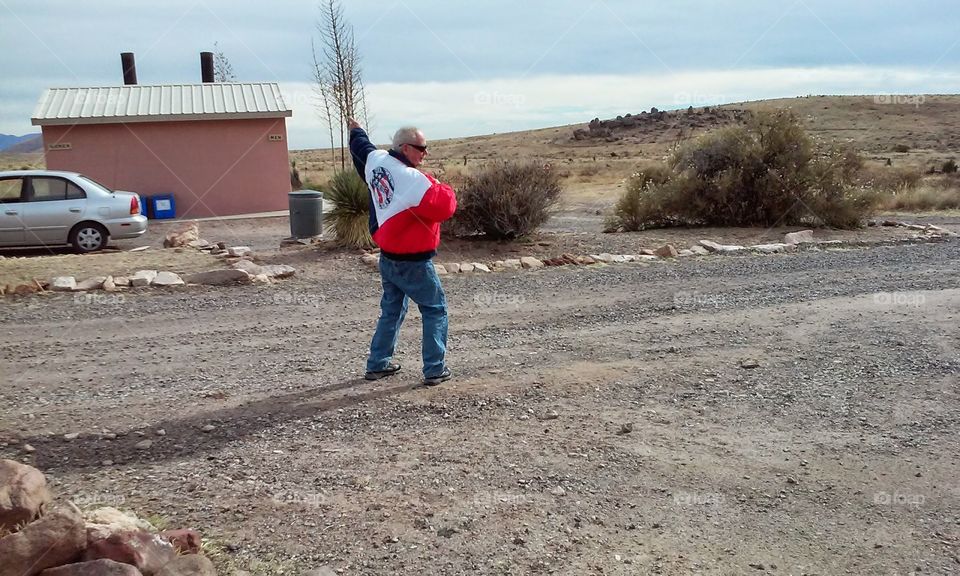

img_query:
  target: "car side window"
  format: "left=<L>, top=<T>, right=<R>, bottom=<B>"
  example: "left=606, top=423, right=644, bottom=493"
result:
left=66, top=181, right=86, bottom=200
left=29, top=177, right=69, bottom=201
left=0, top=178, right=23, bottom=203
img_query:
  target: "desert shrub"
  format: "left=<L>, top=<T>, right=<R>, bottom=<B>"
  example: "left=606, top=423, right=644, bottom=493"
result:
left=943, top=159, right=958, bottom=173
left=449, top=161, right=562, bottom=239
left=605, top=110, right=879, bottom=230
left=323, top=170, right=373, bottom=248
left=892, top=143, right=911, bottom=153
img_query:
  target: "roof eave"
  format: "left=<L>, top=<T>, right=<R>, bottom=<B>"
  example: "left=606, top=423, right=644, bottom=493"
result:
left=31, top=110, right=293, bottom=126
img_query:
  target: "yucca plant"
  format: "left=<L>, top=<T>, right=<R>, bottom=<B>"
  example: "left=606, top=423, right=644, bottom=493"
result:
left=324, top=170, right=373, bottom=248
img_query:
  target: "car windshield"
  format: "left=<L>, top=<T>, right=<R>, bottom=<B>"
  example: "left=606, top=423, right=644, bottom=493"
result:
left=77, top=174, right=114, bottom=193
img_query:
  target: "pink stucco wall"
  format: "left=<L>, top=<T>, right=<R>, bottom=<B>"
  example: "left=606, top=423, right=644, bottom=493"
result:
left=42, top=118, right=291, bottom=219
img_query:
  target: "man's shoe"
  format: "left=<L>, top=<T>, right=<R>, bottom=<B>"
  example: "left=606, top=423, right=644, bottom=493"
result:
left=422, top=367, right=452, bottom=386
left=365, top=363, right=401, bottom=381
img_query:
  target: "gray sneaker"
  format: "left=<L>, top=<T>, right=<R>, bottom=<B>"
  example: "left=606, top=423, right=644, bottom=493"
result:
left=365, top=363, right=401, bottom=381
left=422, top=367, right=452, bottom=386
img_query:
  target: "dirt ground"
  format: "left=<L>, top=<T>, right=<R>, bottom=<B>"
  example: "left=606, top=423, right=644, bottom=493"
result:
left=1, top=209, right=959, bottom=575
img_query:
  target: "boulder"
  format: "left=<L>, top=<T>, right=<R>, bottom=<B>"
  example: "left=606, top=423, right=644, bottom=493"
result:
left=251, top=274, right=271, bottom=284
left=459, top=263, right=475, bottom=273
left=102, top=277, right=117, bottom=292
left=0, top=507, right=86, bottom=576
left=444, top=263, right=461, bottom=273
left=503, top=259, right=522, bottom=270
left=226, top=246, right=252, bottom=258
left=129, top=271, right=157, bottom=288
left=472, top=263, right=491, bottom=273
left=112, top=277, right=131, bottom=288
left=50, top=277, right=77, bottom=292
left=698, top=240, right=745, bottom=253
left=83, top=508, right=154, bottom=536
left=784, top=230, right=815, bottom=244
left=751, top=243, right=793, bottom=254
left=0, top=460, right=52, bottom=533
left=232, top=260, right=266, bottom=276
left=433, top=264, right=448, bottom=275
left=689, top=245, right=710, bottom=256
left=163, top=223, right=199, bottom=248
left=639, top=249, right=656, bottom=256
left=159, top=529, right=201, bottom=555
left=156, top=555, right=215, bottom=576
left=40, top=559, right=143, bottom=576
left=183, top=270, right=251, bottom=286
left=360, top=254, right=379, bottom=267
left=260, top=264, right=296, bottom=279
left=82, top=531, right=176, bottom=576
left=520, top=257, right=544, bottom=269
left=151, top=272, right=184, bottom=287
left=75, top=277, right=107, bottom=291
left=654, top=244, right=678, bottom=258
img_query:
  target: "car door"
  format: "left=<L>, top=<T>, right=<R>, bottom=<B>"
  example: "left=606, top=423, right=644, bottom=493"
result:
left=20, top=176, right=87, bottom=245
left=0, top=177, right=25, bottom=245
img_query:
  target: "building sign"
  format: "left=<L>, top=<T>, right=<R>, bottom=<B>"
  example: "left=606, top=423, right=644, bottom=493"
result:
left=268, top=134, right=283, bottom=142
left=48, top=143, right=72, bottom=150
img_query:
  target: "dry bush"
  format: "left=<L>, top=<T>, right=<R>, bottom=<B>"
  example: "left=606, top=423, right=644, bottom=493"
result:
left=448, top=161, right=562, bottom=239
left=604, top=110, right=879, bottom=231
left=857, top=163, right=924, bottom=192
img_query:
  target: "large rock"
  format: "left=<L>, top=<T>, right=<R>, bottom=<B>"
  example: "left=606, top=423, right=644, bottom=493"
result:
left=0, top=507, right=86, bottom=576
left=83, top=531, right=176, bottom=576
left=260, top=264, right=296, bottom=279
left=163, top=222, right=199, bottom=248
left=129, top=271, right=157, bottom=288
left=151, top=272, right=184, bottom=287
left=444, top=263, right=461, bottom=274
left=226, top=246, right=252, bottom=258
left=75, top=277, right=107, bottom=291
left=50, top=277, right=77, bottom=292
left=0, top=460, right=52, bottom=533
left=698, top=240, right=745, bottom=253
left=784, top=229, right=815, bottom=244
left=40, top=559, right=143, bottom=576
left=83, top=508, right=154, bottom=536
left=654, top=244, right=678, bottom=258
left=459, top=263, right=475, bottom=273
left=520, top=257, right=544, bottom=269
left=751, top=243, right=794, bottom=254
left=156, top=554, right=215, bottom=576
left=183, top=269, right=251, bottom=286
left=472, top=263, right=491, bottom=273
left=232, top=259, right=265, bottom=276
left=159, top=529, right=201, bottom=555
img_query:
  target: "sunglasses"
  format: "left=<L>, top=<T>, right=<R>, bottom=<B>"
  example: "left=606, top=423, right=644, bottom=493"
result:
left=403, top=143, right=428, bottom=153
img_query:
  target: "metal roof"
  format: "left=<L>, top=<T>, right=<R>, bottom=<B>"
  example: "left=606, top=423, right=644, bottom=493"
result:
left=31, top=83, right=293, bottom=126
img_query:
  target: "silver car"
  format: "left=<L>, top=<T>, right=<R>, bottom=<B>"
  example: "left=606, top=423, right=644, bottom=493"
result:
left=0, top=170, right=147, bottom=253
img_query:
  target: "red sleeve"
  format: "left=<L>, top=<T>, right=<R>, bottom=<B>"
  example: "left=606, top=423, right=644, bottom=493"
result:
left=410, top=175, right=457, bottom=223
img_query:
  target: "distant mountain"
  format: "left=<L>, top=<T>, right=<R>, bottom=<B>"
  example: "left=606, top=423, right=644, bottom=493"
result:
left=0, top=133, right=42, bottom=153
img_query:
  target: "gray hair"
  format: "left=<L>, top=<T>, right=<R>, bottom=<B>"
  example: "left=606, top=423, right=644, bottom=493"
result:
left=392, top=126, right=422, bottom=149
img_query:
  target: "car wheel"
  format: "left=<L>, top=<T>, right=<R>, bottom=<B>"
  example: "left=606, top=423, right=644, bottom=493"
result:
left=69, top=222, right=108, bottom=253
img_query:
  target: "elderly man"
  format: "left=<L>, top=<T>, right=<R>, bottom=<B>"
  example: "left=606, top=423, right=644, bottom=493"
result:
left=348, top=118, right=457, bottom=386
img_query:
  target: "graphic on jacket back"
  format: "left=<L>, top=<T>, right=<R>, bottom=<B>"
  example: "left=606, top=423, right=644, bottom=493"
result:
left=370, top=167, right=395, bottom=209
left=364, top=150, right=432, bottom=227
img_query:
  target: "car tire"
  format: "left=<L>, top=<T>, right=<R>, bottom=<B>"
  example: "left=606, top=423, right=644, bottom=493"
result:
left=69, top=222, right=109, bottom=253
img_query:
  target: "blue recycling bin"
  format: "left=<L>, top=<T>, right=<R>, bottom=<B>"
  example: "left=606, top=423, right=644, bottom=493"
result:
left=149, top=194, right=176, bottom=219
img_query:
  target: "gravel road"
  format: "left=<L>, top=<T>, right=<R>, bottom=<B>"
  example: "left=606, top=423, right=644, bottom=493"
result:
left=2, top=237, right=959, bottom=575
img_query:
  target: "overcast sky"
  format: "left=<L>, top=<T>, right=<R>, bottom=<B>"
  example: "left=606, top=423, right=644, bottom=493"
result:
left=1, top=0, right=958, bottom=149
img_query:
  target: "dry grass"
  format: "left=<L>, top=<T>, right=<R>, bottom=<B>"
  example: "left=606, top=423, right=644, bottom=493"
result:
left=877, top=174, right=960, bottom=211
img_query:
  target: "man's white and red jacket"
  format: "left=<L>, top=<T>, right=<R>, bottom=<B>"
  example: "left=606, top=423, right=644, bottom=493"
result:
left=349, top=127, right=457, bottom=261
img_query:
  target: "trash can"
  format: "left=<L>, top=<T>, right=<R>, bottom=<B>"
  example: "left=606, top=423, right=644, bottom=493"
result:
left=149, top=194, right=176, bottom=219
left=288, top=190, right=324, bottom=238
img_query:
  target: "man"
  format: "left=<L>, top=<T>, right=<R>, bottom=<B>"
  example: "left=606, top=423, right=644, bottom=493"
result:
left=348, top=118, right=457, bottom=386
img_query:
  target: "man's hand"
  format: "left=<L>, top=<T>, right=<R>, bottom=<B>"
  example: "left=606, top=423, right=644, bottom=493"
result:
left=347, top=118, right=361, bottom=130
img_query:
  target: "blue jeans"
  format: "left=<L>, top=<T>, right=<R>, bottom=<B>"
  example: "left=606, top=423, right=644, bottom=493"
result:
left=367, top=257, right=448, bottom=378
